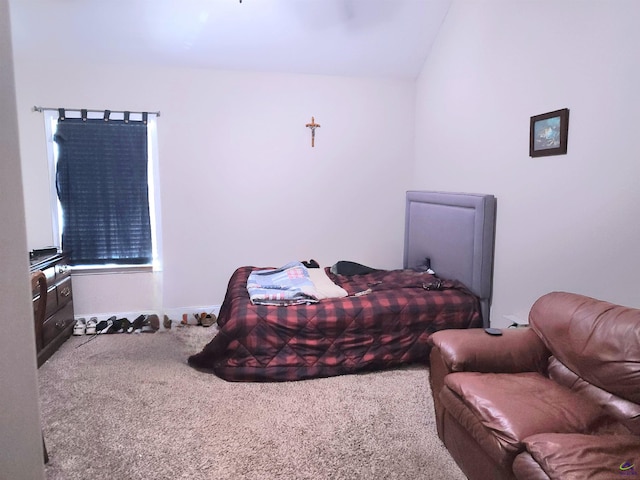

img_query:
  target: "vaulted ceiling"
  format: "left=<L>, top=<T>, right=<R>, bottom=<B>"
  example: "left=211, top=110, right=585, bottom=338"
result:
left=9, top=0, right=451, bottom=79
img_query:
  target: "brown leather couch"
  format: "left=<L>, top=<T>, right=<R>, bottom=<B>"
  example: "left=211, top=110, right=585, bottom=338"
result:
left=428, top=292, right=640, bottom=480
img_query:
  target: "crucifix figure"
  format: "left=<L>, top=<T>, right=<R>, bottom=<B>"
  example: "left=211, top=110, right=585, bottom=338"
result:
left=305, top=116, right=321, bottom=147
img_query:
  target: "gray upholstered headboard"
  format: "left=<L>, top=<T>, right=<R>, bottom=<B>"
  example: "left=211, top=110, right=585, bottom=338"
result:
left=403, top=191, right=496, bottom=327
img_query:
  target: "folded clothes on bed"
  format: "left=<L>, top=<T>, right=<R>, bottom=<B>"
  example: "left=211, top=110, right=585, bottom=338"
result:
left=247, top=261, right=320, bottom=306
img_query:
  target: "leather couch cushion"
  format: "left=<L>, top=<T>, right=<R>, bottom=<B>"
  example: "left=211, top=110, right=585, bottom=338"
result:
left=444, top=372, right=605, bottom=456
left=529, top=292, right=640, bottom=404
left=521, top=433, right=640, bottom=480
left=440, top=385, right=530, bottom=471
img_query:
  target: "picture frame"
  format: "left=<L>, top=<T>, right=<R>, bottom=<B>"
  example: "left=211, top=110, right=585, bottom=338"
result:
left=529, top=108, right=569, bottom=157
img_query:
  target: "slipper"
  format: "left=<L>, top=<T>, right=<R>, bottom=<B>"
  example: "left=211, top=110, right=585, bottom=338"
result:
left=148, top=314, right=159, bottom=330
left=141, top=314, right=160, bottom=333
left=85, top=317, right=98, bottom=335
left=163, top=315, right=172, bottom=329
left=73, top=318, right=86, bottom=336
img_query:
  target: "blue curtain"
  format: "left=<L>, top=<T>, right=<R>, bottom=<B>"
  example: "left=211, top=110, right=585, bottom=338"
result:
left=55, top=115, right=152, bottom=265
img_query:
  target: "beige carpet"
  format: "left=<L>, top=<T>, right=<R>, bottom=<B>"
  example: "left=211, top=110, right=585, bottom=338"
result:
left=38, top=326, right=465, bottom=480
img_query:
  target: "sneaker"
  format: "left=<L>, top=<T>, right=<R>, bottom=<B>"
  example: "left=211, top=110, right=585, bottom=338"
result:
left=200, top=314, right=217, bottom=327
left=85, top=317, right=98, bottom=335
left=73, top=318, right=86, bottom=336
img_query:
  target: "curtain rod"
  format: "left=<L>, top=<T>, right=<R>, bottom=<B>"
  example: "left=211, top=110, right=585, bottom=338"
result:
left=32, top=106, right=161, bottom=117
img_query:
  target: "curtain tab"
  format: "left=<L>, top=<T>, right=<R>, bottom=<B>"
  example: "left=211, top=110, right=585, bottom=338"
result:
left=58, top=108, right=66, bottom=121
left=142, top=112, right=148, bottom=125
left=103, top=110, right=111, bottom=122
left=81, top=109, right=88, bottom=122
left=124, top=111, right=130, bottom=124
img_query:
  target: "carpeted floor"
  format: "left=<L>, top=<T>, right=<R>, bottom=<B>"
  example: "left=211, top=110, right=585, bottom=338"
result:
left=38, top=325, right=465, bottom=480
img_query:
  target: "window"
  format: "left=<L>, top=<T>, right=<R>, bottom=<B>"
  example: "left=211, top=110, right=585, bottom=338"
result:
left=43, top=109, right=160, bottom=269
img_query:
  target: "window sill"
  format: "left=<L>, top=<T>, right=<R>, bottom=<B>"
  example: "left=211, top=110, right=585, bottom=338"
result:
left=71, top=264, right=153, bottom=275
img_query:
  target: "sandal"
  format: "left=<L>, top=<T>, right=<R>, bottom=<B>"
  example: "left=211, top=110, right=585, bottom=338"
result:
left=85, top=317, right=98, bottom=335
left=132, top=314, right=146, bottom=333
left=73, top=318, right=86, bottom=336
left=120, top=318, right=133, bottom=333
left=110, top=318, right=124, bottom=333
left=96, top=316, right=115, bottom=334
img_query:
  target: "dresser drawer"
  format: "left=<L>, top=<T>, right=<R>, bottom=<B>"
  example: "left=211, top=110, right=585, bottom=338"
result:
left=42, top=301, right=74, bottom=348
left=57, top=276, right=73, bottom=308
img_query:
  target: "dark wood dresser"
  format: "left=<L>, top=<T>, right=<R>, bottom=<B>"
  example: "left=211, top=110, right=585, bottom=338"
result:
left=30, top=252, right=75, bottom=367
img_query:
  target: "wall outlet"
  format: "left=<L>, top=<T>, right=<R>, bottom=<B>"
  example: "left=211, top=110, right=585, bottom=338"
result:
left=504, top=314, right=528, bottom=328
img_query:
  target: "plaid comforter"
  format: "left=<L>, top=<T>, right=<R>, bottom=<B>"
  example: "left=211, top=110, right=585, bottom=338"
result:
left=188, top=266, right=482, bottom=382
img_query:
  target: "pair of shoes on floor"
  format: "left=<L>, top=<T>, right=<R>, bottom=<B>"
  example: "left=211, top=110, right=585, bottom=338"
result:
left=110, top=317, right=133, bottom=333
left=118, top=318, right=133, bottom=333
left=75, top=317, right=109, bottom=336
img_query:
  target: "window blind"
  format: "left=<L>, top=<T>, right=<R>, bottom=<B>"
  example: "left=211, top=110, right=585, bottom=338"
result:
left=54, top=117, right=152, bottom=265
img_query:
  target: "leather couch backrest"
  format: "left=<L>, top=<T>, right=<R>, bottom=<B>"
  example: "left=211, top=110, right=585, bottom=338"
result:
left=529, top=292, right=640, bottom=406
left=547, top=355, right=640, bottom=434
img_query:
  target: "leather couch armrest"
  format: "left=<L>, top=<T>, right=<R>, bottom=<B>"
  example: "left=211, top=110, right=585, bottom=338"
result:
left=429, top=327, right=549, bottom=375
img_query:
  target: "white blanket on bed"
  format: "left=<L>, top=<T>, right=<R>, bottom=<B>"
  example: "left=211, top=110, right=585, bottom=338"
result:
left=307, top=268, right=348, bottom=300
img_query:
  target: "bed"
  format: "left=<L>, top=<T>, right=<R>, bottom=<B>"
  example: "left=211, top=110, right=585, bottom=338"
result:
left=188, top=191, right=496, bottom=382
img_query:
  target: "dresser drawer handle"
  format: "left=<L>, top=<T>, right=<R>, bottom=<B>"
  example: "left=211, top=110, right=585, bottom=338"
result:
left=55, top=319, right=65, bottom=329
left=60, top=287, right=71, bottom=297
left=57, top=265, right=69, bottom=275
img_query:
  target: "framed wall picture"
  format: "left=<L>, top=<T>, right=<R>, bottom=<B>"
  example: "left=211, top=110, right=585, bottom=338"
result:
left=529, top=108, right=569, bottom=157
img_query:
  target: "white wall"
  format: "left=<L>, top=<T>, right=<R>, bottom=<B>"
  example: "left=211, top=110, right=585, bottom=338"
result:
left=415, top=0, right=640, bottom=326
left=17, top=1, right=638, bottom=326
left=0, top=0, right=45, bottom=476
left=14, top=61, right=415, bottom=316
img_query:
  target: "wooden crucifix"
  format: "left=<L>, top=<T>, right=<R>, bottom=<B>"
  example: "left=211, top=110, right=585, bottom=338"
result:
left=305, top=116, right=321, bottom=147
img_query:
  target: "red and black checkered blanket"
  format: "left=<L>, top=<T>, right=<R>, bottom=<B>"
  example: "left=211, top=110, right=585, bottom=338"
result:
left=188, top=266, right=482, bottom=381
